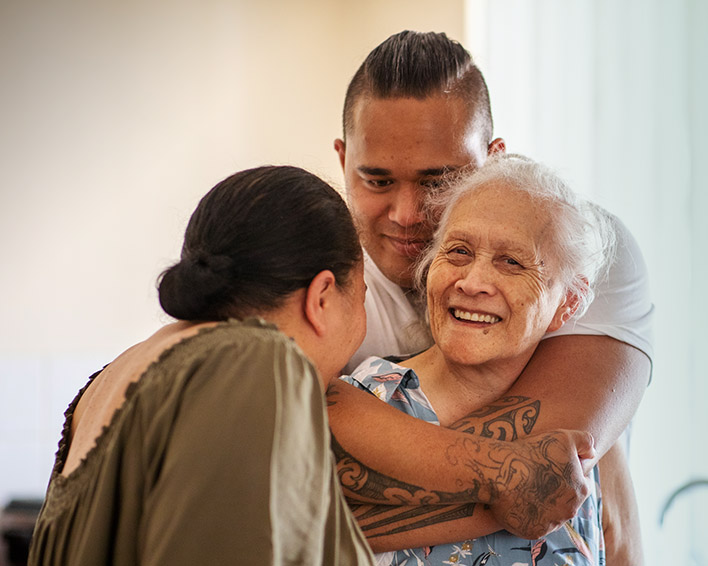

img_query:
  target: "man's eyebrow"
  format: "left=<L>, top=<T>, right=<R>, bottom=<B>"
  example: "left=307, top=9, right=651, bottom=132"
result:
left=356, top=166, right=462, bottom=177
left=418, top=167, right=460, bottom=177
left=357, top=166, right=392, bottom=176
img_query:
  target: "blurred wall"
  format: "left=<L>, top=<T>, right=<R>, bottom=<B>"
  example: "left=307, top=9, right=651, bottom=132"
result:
left=466, top=1, right=707, bottom=562
left=0, top=0, right=463, bottom=503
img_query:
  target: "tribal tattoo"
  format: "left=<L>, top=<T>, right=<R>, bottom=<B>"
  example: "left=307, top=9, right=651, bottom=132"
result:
left=327, top=385, right=586, bottom=538
left=331, top=433, right=487, bottom=536
left=331, top=434, right=485, bottom=505
left=350, top=502, right=479, bottom=539
left=449, top=395, right=540, bottom=440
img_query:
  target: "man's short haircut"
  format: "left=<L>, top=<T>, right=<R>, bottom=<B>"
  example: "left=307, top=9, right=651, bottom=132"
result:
left=343, top=30, right=493, bottom=144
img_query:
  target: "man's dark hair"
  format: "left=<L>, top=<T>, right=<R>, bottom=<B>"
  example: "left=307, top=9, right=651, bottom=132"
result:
left=342, top=30, right=493, bottom=144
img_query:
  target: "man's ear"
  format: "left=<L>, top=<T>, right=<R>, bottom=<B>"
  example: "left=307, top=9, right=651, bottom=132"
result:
left=487, top=138, right=506, bottom=156
left=547, top=289, right=582, bottom=333
left=334, top=138, right=346, bottom=171
left=304, top=270, right=337, bottom=336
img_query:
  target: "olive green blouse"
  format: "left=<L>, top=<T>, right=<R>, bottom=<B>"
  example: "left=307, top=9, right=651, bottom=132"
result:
left=28, top=318, right=374, bottom=565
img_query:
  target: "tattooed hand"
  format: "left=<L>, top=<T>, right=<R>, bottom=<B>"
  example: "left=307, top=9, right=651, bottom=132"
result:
left=483, top=429, right=596, bottom=539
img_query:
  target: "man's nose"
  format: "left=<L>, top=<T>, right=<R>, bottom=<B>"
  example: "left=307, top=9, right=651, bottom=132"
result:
left=388, top=183, right=426, bottom=228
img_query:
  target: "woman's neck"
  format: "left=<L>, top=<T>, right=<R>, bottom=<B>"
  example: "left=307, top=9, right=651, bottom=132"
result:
left=401, top=345, right=533, bottom=427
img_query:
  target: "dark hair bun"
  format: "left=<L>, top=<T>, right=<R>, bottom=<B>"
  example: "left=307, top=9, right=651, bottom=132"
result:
left=157, top=166, right=361, bottom=322
left=158, top=253, right=233, bottom=320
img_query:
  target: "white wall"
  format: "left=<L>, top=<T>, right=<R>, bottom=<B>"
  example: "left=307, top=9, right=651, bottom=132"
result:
left=466, top=0, right=708, bottom=562
left=0, top=0, right=464, bottom=503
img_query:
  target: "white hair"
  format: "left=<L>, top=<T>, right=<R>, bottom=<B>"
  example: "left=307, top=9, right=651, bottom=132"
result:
left=416, top=154, right=616, bottom=319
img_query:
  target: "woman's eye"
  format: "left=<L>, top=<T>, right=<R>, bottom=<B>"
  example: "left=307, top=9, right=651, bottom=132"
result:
left=445, top=247, right=472, bottom=263
left=502, top=257, right=523, bottom=268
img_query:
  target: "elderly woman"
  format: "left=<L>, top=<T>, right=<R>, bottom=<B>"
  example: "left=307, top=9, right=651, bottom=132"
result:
left=338, top=155, right=615, bottom=565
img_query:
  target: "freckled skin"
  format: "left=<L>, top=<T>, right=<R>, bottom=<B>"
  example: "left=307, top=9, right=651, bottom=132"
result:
left=426, top=184, right=569, bottom=371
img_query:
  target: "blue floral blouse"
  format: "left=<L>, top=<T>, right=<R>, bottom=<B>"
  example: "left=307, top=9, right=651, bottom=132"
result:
left=342, top=356, right=605, bottom=566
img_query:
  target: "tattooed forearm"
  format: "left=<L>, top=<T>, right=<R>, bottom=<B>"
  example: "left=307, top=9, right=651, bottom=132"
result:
left=333, top=427, right=589, bottom=540
left=351, top=502, right=479, bottom=538
left=327, top=381, right=589, bottom=539
left=331, top=435, right=484, bottom=505
left=449, top=395, right=540, bottom=440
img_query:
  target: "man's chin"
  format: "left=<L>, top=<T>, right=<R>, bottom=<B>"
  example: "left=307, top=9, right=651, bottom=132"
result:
left=377, top=258, right=416, bottom=289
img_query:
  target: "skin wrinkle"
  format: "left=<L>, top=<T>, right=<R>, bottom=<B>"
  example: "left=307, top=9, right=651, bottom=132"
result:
left=423, top=183, right=569, bottom=310
left=433, top=240, right=547, bottom=298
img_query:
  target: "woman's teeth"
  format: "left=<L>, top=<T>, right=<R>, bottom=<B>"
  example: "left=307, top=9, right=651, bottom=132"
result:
left=453, top=309, right=500, bottom=324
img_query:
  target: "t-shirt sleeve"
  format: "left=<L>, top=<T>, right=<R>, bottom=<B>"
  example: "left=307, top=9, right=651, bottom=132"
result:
left=544, top=214, right=654, bottom=364
left=138, top=337, right=349, bottom=565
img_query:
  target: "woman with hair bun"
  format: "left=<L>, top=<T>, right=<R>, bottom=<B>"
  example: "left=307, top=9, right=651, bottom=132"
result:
left=28, top=166, right=374, bottom=566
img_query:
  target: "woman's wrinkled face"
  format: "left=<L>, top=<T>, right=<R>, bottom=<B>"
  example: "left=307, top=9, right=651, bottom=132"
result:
left=426, top=183, right=568, bottom=368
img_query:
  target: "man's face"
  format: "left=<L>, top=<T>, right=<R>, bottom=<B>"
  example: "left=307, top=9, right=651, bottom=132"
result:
left=335, top=95, right=489, bottom=288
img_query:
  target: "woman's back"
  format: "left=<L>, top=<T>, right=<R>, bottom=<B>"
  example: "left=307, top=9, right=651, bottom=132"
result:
left=30, top=319, right=371, bottom=566
left=62, top=321, right=217, bottom=477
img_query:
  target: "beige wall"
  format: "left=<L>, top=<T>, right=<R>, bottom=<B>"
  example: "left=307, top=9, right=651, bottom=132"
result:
left=0, top=0, right=464, bottom=503
left=0, top=0, right=464, bottom=353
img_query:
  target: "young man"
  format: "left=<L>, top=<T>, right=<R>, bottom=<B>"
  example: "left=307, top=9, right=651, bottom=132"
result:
left=330, top=30, right=653, bottom=562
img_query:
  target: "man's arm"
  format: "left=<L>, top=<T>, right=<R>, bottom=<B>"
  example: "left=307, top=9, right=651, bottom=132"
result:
left=348, top=502, right=500, bottom=553
left=332, top=433, right=502, bottom=551
left=326, top=381, right=595, bottom=541
left=449, top=337, right=647, bottom=560
left=465, top=335, right=650, bottom=456
left=446, top=336, right=648, bottom=560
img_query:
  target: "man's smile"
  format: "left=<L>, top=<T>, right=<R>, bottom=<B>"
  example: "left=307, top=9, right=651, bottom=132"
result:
left=384, top=234, right=429, bottom=258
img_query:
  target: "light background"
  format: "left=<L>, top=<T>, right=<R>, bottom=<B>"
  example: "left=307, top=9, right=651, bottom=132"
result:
left=1, top=1, right=705, bottom=563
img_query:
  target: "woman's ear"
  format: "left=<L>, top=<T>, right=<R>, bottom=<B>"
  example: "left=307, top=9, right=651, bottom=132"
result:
left=487, top=138, right=506, bottom=156
left=547, top=289, right=582, bottom=333
left=304, top=270, right=337, bottom=336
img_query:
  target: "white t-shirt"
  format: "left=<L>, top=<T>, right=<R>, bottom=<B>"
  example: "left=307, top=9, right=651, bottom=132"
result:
left=345, top=214, right=654, bottom=374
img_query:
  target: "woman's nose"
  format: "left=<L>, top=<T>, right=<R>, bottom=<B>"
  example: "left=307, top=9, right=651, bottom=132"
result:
left=454, top=260, right=498, bottom=296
